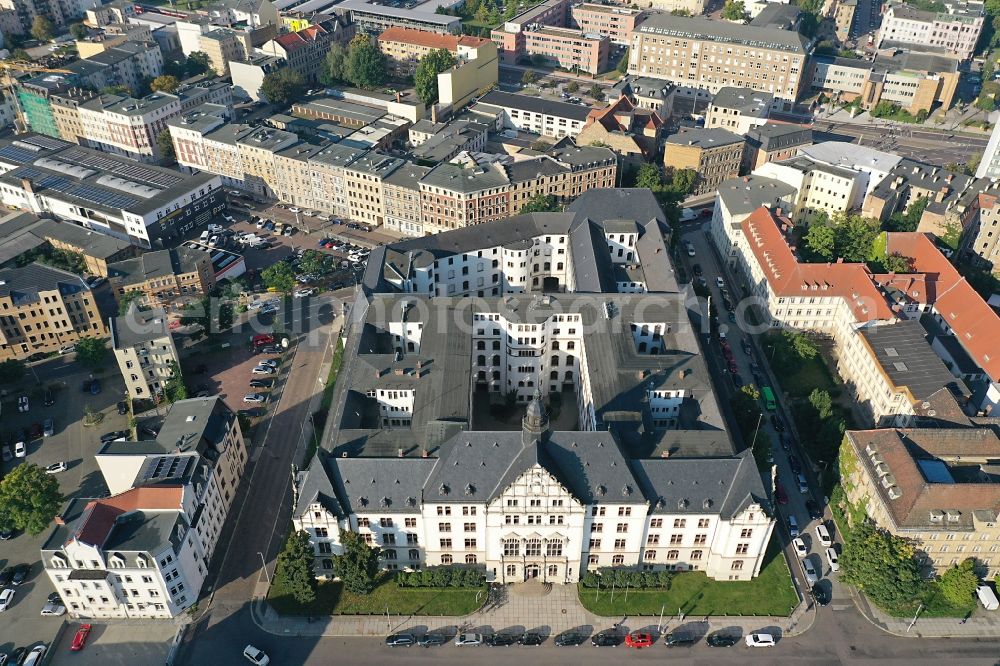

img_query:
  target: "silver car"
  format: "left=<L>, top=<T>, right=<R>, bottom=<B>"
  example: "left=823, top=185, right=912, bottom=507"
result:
left=455, top=633, right=483, bottom=646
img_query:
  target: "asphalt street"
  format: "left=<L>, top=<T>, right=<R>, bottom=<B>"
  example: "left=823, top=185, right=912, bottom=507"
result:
left=812, top=120, right=989, bottom=166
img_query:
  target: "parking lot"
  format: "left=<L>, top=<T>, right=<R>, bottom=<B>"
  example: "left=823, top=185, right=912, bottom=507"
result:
left=48, top=621, right=175, bottom=666
left=0, top=366, right=129, bottom=661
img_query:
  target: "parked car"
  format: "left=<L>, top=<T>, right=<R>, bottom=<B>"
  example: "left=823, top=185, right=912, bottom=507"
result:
left=251, top=366, right=276, bottom=375
left=249, top=379, right=273, bottom=389
left=29, top=423, right=42, bottom=440
left=294, top=288, right=318, bottom=298
left=118, top=401, right=128, bottom=415
left=243, top=394, right=267, bottom=404
left=745, top=633, right=775, bottom=648
left=70, top=623, right=92, bottom=651
left=716, top=276, right=725, bottom=288
left=13, top=442, right=25, bottom=458
left=775, top=483, right=788, bottom=505
left=625, top=632, right=653, bottom=649
left=787, top=515, right=799, bottom=537
left=40, top=602, right=65, bottom=616
left=257, top=358, right=279, bottom=369
left=591, top=631, right=623, bottom=647
left=0, top=588, right=14, bottom=612
left=101, top=431, right=128, bottom=444
left=454, top=633, right=483, bottom=647
left=826, top=547, right=840, bottom=572
left=17, top=395, right=28, bottom=413
left=812, top=583, right=831, bottom=606
left=416, top=633, right=447, bottom=647
left=485, top=633, right=517, bottom=647
left=519, top=632, right=543, bottom=646
left=242, top=645, right=269, bottom=665
left=554, top=631, right=587, bottom=646
left=81, top=380, right=94, bottom=393
left=58, top=344, right=75, bottom=355
left=90, top=380, right=101, bottom=395
left=258, top=346, right=281, bottom=355
left=792, top=537, right=808, bottom=558
left=797, top=473, right=809, bottom=494
left=44, top=462, right=67, bottom=474
left=384, top=634, right=415, bottom=647
left=1, top=445, right=11, bottom=463
left=663, top=632, right=696, bottom=647
left=9, top=649, right=25, bottom=666
left=816, top=523, right=833, bottom=548
left=803, top=557, right=819, bottom=584
left=806, top=499, right=822, bottom=520
left=11, top=564, right=29, bottom=585
left=706, top=632, right=739, bottom=647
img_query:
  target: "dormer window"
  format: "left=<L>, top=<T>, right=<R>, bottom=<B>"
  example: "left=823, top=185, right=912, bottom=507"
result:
left=51, top=554, right=68, bottom=569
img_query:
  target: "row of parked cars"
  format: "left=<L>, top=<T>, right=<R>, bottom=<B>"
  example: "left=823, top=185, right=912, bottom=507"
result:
left=0, top=644, right=46, bottom=666
left=244, top=334, right=281, bottom=405
left=384, top=629, right=773, bottom=648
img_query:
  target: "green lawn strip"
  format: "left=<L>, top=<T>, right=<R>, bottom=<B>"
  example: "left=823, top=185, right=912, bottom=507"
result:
left=879, top=581, right=976, bottom=619
left=577, top=538, right=797, bottom=617
left=268, top=573, right=484, bottom=616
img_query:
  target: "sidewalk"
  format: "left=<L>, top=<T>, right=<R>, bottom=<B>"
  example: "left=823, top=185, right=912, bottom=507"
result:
left=848, top=586, right=1000, bottom=638
left=252, top=581, right=814, bottom=639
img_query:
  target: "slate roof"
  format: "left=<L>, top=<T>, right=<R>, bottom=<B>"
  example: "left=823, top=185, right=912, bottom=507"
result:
left=0, top=263, right=91, bottom=306
left=332, top=457, right=436, bottom=513
left=859, top=320, right=969, bottom=402
left=666, top=127, right=744, bottom=149
left=635, top=13, right=808, bottom=52
left=746, top=123, right=812, bottom=154
left=294, top=452, right=344, bottom=517
left=710, top=87, right=773, bottom=118
left=110, top=305, right=172, bottom=348
left=107, top=247, right=206, bottom=286
left=631, top=450, right=765, bottom=518
left=717, top=175, right=797, bottom=218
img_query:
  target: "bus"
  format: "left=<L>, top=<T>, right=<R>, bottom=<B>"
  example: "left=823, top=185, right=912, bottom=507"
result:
left=761, top=386, right=777, bottom=411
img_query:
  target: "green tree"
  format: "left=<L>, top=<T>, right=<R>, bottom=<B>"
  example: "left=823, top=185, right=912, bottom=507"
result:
left=634, top=163, right=663, bottom=190
left=345, top=34, right=386, bottom=90
left=320, top=42, right=348, bottom=85
left=939, top=558, right=979, bottom=608
left=976, top=94, right=997, bottom=111
left=841, top=521, right=925, bottom=609
left=150, top=75, right=180, bottom=93
left=260, top=69, right=305, bottom=107
left=616, top=47, right=630, bottom=75
left=118, top=290, right=147, bottom=315
left=332, top=529, right=381, bottom=594
left=588, top=84, right=604, bottom=101
left=519, top=194, right=558, bottom=213
left=565, top=80, right=579, bottom=93
left=414, top=48, right=457, bottom=105
left=529, top=139, right=551, bottom=151
left=75, top=337, right=108, bottom=373
left=156, top=129, right=175, bottom=163
left=882, top=252, right=913, bottom=273
left=0, top=359, right=26, bottom=384
left=790, top=331, right=819, bottom=360
left=667, top=168, right=697, bottom=196
left=274, top=530, right=318, bottom=605
left=31, top=15, right=54, bottom=42
left=808, top=388, right=833, bottom=420
left=0, top=463, right=63, bottom=535
left=297, top=250, right=327, bottom=277
left=101, top=84, right=132, bottom=96
left=262, top=261, right=296, bottom=293
left=834, top=213, right=880, bottom=263
left=804, top=221, right=836, bottom=261
left=503, top=0, right=518, bottom=19
left=870, top=100, right=901, bottom=118
left=521, top=68, right=538, bottom=84
left=730, top=383, right=762, bottom=441
left=69, top=22, right=88, bottom=40
left=885, top=196, right=928, bottom=232
left=474, top=2, right=490, bottom=21
left=185, top=51, right=211, bottom=77
left=163, top=361, right=187, bottom=403
left=721, top=0, right=747, bottom=20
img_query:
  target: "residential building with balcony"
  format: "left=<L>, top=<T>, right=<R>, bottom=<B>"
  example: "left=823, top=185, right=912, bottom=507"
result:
left=111, top=304, right=181, bottom=400
left=473, top=91, right=592, bottom=139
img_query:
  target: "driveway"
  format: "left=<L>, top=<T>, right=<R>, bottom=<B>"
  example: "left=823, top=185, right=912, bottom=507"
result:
left=0, top=368, right=127, bottom=660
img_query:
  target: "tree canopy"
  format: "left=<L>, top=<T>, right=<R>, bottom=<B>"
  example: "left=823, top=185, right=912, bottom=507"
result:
left=320, top=42, right=348, bottom=86
left=804, top=222, right=836, bottom=262
left=31, top=16, right=54, bottom=42
left=841, top=520, right=925, bottom=609
left=344, top=34, right=386, bottom=90
left=156, top=129, right=175, bottom=163
left=274, top=530, right=317, bottom=605
left=520, top=194, right=559, bottom=214
left=634, top=163, right=663, bottom=190
left=260, top=69, right=305, bottom=107
left=0, top=463, right=63, bottom=535
left=262, top=261, right=296, bottom=293
left=0, top=359, right=25, bottom=384
left=721, top=0, right=747, bottom=20
left=75, top=337, right=108, bottom=373
left=150, top=75, right=180, bottom=93
left=69, top=22, right=88, bottom=40
left=185, top=52, right=212, bottom=77
left=521, top=69, right=538, bottom=84
left=163, top=361, right=187, bottom=403
left=414, top=48, right=457, bottom=105
left=885, top=197, right=928, bottom=232
left=939, top=558, right=980, bottom=608
left=332, top=529, right=381, bottom=594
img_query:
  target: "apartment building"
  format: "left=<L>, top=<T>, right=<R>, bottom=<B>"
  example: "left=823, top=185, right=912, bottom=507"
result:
left=107, top=247, right=215, bottom=311
left=377, top=27, right=490, bottom=76
left=877, top=0, right=984, bottom=60
left=65, top=41, right=165, bottom=93
left=576, top=95, right=664, bottom=161
left=76, top=92, right=182, bottom=162
left=111, top=304, right=181, bottom=400
left=959, top=186, right=1000, bottom=273
left=343, top=153, right=407, bottom=228
left=664, top=128, right=745, bottom=196
left=383, top=164, right=431, bottom=237
left=632, top=0, right=707, bottom=14
left=200, top=29, right=246, bottom=77
left=705, top=87, right=773, bottom=136
left=0, top=263, right=105, bottom=362
left=418, top=162, right=511, bottom=233
left=259, top=17, right=352, bottom=83
left=628, top=14, right=809, bottom=101
left=45, top=397, right=248, bottom=619
left=491, top=0, right=610, bottom=74
left=835, top=0, right=857, bottom=42
left=491, top=0, right=571, bottom=65
left=0, top=134, right=225, bottom=249
left=524, top=26, right=610, bottom=75
left=0, top=212, right=138, bottom=277
left=742, top=123, right=813, bottom=172
left=841, top=426, right=1000, bottom=578
left=335, top=0, right=462, bottom=35
left=754, top=155, right=865, bottom=223
left=473, top=91, right=592, bottom=139
left=572, top=4, right=648, bottom=45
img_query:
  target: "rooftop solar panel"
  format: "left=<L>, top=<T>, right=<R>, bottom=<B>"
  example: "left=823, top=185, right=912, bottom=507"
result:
left=0, top=145, right=41, bottom=164
left=20, top=135, right=69, bottom=151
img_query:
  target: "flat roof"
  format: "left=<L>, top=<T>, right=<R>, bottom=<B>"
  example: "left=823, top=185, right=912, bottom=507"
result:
left=476, top=90, right=592, bottom=121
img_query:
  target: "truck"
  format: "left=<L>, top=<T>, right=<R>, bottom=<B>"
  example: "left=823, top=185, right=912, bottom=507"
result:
left=978, top=585, right=999, bottom=611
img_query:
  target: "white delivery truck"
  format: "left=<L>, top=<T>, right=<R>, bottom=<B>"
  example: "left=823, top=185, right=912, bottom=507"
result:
left=977, top=585, right=999, bottom=610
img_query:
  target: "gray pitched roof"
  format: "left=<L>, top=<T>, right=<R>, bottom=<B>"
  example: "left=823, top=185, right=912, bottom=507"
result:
left=666, top=127, right=744, bottom=149
left=0, top=262, right=91, bottom=305
left=859, top=320, right=970, bottom=402
left=294, top=452, right=344, bottom=518
left=631, top=450, right=765, bottom=518
left=108, top=247, right=206, bottom=285
left=476, top=90, right=592, bottom=121
left=332, top=457, right=436, bottom=513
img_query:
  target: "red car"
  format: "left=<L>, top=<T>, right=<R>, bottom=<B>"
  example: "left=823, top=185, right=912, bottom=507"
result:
left=775, top=483, right=789, bottom=505
left=624, top=632, right=654, bottom=648
left=251, top=334, right=274, bottom=347
left=727, top=360, right=739, bottom=374
left=71, top=624, right=92, bottom=651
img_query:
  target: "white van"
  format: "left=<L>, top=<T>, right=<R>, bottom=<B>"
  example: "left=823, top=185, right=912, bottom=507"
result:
left=978, top=585, right=999, bottom=611
left=199, top=230, right=210, bottom=242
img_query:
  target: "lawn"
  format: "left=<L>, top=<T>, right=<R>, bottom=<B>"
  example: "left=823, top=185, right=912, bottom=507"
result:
left=578, top=538, right=797, bottom=617
left=763, top=331, right=839, bottom=398
left=880, top=582, right=977, bottom=619
left=268, top=573, right=485, bottom=617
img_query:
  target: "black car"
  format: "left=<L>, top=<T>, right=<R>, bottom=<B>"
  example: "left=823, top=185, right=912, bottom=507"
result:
left=519, top=632, right=544, bottom=646
left=664, top=633, right=697, bottom=647
left=706, top=632, right=739, bottom=648
left=806, top=499, right=823, bottom=521
left=47, top=592, right=63, bottom=605
left=101, top=431, right=128, bottom=444
left=554, top=632, right=587, bottom=646
left=591, top=631, right=623, bottom=647
left=140, top=425, right=159, bottom=438
left=81, top=380, right=93, bottom=393
left=117, top=401, right=128, bottom=415
left=812, top=583, right=831, bottom=607
left=43, top=390, right=55, bottom=407
left=788, top=455, right=802, bottom=475
left=258, top=346, right=281, bottom=355
left=780, top=434, right=792, bottom=452
left=0, top=529, right=14, bottom=541
left=249, top=379, right=273, bottom=389
left=771, top=414, right=785, bottom=432
left=417, top=633, right=447, bottom=647
left=238, top=408, right=264, bottom=418
left=11, top=563, right=29, bottom=585
left=385, top=633, right=416, bottom=647
left=10, top=648, right=25, bottom=665
left=0, top=568, right=12, bottom=586
left=692, top=263, right=703, bottom=276
left=730, top=373, right=744, bottom=388
left=485, top=633, right=517, bottom=647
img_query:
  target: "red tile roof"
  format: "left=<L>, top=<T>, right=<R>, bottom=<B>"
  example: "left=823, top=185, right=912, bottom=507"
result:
left=68, top=486, right=184, bottom=548
left=378, top=26, right=487, bottom=52
left=275, top=23, right=328, bottom=51
left=886, top=232, right=1000, bottom=382
left=73, top=502, right=124, bottom=547
left=739, top=207, right=895, bottom=322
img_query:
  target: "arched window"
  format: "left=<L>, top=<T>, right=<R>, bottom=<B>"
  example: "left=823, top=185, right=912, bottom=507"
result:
left=477, top=371, right=486, bottom=381
left=526, top=538, right=542, bottom=556
left=503, top=539, right=520, bottom=557
left=564, top=370, right=573, bottom=381
left=550, top=370, right=558, bottom=380
left=322, top=558, right=333, bottom=570
left=493, top=340, right=501, bottom=350
left=492, top=354, right=500, bottom=366
left=441, top=554, right=453, bottom=565
left=731, top=560, right=744, bottom=570
left=667, top=550, right=679, bottom=560
left=557, top=262, right=564, bottom=270
left=644, top=549, right=656, bottom=561
left=550, top=355, right=559, bottom=366
left=547, top=564, right=558, bottom=576
left=408, top=549, right=420, bottom=560
left=465, top=554, right=477, bottom=564
left=384, top=550, right=397, bottom=560
left=552, top=340, right=560, bottom=350
left=477, top=340, right=486, bottom=350
left=477, top=355, right=486, bottom=366
left=612, top=555, right=624, bottom=565
left=543, top=262, right=551, bottom=271
left=691, top=550, right=703, bottom=560
left=639, top=342, right=647, bottom=353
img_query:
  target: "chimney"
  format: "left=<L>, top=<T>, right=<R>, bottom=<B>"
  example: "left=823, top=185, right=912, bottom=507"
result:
left=396, top=92, right=401, bottom=103
left=431, top=105, right=437, bottom=123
